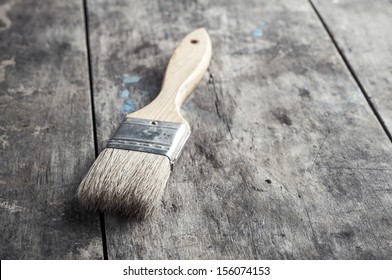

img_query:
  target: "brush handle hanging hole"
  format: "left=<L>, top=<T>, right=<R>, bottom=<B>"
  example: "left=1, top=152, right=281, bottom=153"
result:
left=151, top=121, right=158, bottom=125
left=190, top=39, right=198, bottom=44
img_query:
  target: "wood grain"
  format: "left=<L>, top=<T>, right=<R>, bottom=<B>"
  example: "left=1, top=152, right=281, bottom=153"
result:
left=311, top=0, right=392, bottom=135
left=87, top=0, right=392, bottom=259
left=0, top=0, right=102, bottom=259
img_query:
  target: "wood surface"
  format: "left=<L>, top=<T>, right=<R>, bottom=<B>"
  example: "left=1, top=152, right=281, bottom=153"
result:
left=312, top=0, right=392, bottom=137
left=87, top=0, right=392, bottom=259
left=1, top=0, right=392, bottom=260
left=0, top=0, right=102, bottom=259
left=130, top=28, right=212, bottom=124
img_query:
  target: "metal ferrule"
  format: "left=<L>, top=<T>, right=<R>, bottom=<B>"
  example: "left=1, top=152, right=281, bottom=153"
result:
left=106, top=117, right=190, bottom=165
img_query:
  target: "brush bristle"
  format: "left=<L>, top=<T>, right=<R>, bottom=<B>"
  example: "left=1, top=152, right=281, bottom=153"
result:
left=77, top=148, right=171, bottom=218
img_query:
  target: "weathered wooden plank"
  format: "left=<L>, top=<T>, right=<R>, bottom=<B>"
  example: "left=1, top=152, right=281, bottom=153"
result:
left=311, top=0, right=392, bottom=135
left=0, top=0, right=102, bottom=259
left=87, top=0, right=392, bottom=259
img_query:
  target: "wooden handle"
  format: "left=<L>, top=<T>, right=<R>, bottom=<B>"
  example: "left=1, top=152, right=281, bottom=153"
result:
left=128, top=28, right=212, bottom=123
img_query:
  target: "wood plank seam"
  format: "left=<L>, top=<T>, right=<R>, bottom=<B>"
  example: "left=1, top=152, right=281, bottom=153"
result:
left=308, top=0, right=392, bottom=143
left=82, top=0, right=108, bottom=260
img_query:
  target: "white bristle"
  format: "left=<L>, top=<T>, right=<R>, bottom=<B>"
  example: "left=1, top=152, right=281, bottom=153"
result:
left=77, top=148, right=171, bottom=218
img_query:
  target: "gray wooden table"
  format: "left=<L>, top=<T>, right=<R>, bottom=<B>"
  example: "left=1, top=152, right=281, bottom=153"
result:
left=1, top=0, right=391, bottom=259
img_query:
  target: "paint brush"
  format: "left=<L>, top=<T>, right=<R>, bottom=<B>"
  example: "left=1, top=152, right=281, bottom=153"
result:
left=77, top=28, right=212, bottom=218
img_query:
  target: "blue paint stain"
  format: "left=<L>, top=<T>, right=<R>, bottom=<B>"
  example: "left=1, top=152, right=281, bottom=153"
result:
left=118, top=74, right=142, bottom=114
left=252, top=28, right=263, bottom=38
left=122, top=74, right=141, bottom=84
left=121, top=99, right=136, bottom=113
left=118, top=89, right=129, bottom=99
